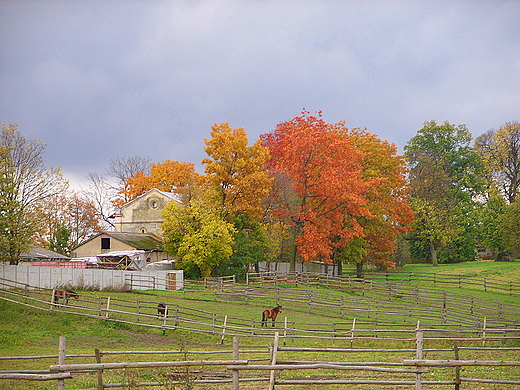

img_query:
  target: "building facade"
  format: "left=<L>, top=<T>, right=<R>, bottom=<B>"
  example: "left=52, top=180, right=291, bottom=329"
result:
left=113, top=188, right=181, bottom=236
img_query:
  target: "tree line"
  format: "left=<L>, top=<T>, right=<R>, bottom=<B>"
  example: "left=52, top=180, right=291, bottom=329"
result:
left=1, top=114, right=519, bottom=277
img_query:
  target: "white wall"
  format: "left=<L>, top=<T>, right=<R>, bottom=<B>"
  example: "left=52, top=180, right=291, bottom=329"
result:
left=0, top=265, right=183, bottom=291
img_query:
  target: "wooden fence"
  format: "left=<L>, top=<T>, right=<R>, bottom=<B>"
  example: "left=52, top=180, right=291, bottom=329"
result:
left=1, top=334, right=519, bottom=389
left=246, top=271, right=520, bottom=296
left=1, top=278, right=519, bottom=347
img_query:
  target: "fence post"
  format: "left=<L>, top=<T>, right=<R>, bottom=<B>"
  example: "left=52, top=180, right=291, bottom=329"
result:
left=232, top=336, right=240, bottom=390
left=57, top=336, right=66, bottom=390
left=269, top=332, right=279, bottom=390
left=105, top=297, right=111, bottom=318
left=221, top=315, right=228, bottom=344
left=51, top=289, right=56, bottom=312
left=415, top=322, right=423, bottom=390
left=350, top=318, right=356, bottom=348
left=453, top=345, right=460, bottom=390
left=283, top=317, right=288, bottom=346
left=95, top=348, right=104, bottom=390
left=482, top=317, right=487, bottom=347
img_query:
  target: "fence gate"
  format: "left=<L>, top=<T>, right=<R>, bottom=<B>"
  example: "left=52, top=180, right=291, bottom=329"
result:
left=167, top=273, right=176, bottom=290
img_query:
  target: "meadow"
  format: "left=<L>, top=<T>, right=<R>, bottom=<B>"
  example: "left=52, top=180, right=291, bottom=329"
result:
left=0, top=260, right=519, bottom=389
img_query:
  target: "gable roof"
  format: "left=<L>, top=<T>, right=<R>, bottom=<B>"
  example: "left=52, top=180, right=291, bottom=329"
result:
left=20, top=247, right=70, bottom=261
left=119, top=188, right=181, bottom=209
left=75, top=231, right=163, bottom=251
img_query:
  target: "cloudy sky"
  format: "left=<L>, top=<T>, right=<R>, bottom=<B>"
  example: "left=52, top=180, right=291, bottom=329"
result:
left=1, top=0, right=519, bottom=187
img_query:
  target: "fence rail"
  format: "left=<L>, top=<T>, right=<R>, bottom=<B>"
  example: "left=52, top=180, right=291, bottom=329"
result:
left=1, top=279, right=519, bottom=348
left=2, top=334, right=519, bottom=389
left=246, top=270, right=520, bottom=296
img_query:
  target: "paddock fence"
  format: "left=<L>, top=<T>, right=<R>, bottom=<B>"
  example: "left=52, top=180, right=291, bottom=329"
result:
left=246, top=271, right=520, bottom=296
left=1, top=278, right=519, bottom=346
left=1, top=334, right=519, bottom=389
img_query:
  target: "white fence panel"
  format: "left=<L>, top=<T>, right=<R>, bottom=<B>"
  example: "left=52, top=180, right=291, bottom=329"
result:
left=0, top=265, right=183, bottom=291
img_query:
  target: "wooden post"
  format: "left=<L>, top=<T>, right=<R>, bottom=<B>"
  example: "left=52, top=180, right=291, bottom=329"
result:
left=221, top=315, right=228, bottom=344
left=51, top=289, right=56, bottom=312
left=232, top=336, right=239, bottom=390
left=482, top=317, right=487, bottom=347
left=283, top=317, right=288, bottom=346
left=58, top=336, right=66, bottom=390
left=350, top=318, right=356, bottom=348
left=453, top=345, right=460, bottom=390
left=269, top=332, right=279, bottom=390
left=415, top=323, right=423, bottom=390
left=95, top=349, right=104, bottom=390
left=105, top=297, right=111, bottom=318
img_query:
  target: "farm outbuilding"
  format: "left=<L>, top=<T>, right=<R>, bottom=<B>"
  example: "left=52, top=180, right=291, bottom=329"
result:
left=71, top=231, right=171, bottom=264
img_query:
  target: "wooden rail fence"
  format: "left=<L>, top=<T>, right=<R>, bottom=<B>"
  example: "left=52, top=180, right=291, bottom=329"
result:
left=1, top=333, right=519, bottom=389
left=246, top=271, right=520, bottom=296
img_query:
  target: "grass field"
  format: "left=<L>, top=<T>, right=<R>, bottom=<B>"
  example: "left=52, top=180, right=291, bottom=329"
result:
left=1, top=260, right=519, bottom=389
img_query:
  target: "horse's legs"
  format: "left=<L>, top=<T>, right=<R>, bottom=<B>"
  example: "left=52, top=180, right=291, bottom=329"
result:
left=272, top=318, right=275, bottom=327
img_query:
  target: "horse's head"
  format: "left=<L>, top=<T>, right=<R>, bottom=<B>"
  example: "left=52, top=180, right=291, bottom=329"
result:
left=276, top=305, right=282, bottom=313
left=68, top=290, right=79, bottom=299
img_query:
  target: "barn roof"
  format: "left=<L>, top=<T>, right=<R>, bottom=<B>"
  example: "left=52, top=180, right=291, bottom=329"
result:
left=20, top=247, right=70, bottom=261
left=74, top=231, right=163, bottom=251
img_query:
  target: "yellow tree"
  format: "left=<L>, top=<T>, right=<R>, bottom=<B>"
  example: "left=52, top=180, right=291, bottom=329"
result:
left=162, top=197, right=235, bottom=277
left=475, top=121, right=520, bottom=203
left=202, top=123, right=272, bottom=220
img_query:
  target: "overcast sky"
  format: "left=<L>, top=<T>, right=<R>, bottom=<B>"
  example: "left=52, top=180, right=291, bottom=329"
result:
left=1, top=0, right=519, bottom=188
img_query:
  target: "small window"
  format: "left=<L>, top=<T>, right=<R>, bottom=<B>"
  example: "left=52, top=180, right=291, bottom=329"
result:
left=151, top=200, right=158, bottom=209
left=101, top=237, right=110, bottom=250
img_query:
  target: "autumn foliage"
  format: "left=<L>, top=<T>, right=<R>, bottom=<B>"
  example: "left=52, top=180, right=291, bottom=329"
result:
left=114, top=160, right=202, bottom=207
left=261, top=111, right=380, bottom=265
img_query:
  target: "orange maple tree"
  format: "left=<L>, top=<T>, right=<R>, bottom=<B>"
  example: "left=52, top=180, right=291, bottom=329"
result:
left=335, top=124, right=415, bottom=272
left=261, top=111, right=379, bottom=268
left=113, top=160, right=202, bottom=207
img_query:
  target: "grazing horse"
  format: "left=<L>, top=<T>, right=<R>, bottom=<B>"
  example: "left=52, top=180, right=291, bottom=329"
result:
left=157, top=303, right=167, bottom=317
left=261, top=305, right=282, bottom=327
left=53, top=289, right=79, bottom=304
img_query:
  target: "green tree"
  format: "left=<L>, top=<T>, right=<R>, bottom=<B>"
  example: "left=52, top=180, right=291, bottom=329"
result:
left=479, top=196, right=507, bottom=256
left=0, top=144, right=30, bottom=264
left=49, top=225, right=71, bottom=256
left=0, top=123, right=68, bottom=264
left=500, top=200, right=520, bottom=257
left=405, top=120, right=485, bottom=265
left=162, top=197, right=236, bottom=277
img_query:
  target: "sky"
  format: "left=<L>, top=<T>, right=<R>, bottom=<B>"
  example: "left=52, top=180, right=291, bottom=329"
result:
left=1, top=0, right=519, bottom=188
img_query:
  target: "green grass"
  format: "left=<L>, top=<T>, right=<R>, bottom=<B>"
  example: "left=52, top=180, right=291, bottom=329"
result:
left=1, top=261, right=519, bottom=389
left=399, top=260, right=520, bottom=281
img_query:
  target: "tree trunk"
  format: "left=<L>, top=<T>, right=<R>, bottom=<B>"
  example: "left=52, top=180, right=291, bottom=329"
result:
left=356, top=262, right=363, bottom=278
left=429, top=241, right=439, bottom=266
left=335, top=258, right=343, bottom=276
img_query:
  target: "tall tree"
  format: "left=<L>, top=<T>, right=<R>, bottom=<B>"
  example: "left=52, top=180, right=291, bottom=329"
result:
left=405, top=120, right=485, bottom=265
left=0, top=123, right=68, bottom=264
left=474, top=122, right=520, bottom=203
left=335, top=125, right=415, bottom=275
left=84, top=172, right=116, bottom=229
left=202, top=123, right=272, bottom=220
left=107, top=155, right=151, bottom=203
left=33, top=190, right=102, bottom=252
left=261, top=111, right=378, bottom=270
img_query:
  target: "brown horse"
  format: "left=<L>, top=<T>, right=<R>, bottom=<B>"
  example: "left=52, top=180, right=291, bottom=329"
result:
left=261, top=305, right=282, bottom=327
left=53, top=289, right=79, bottom=304
left=157, top=303, right=167, bottom=317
